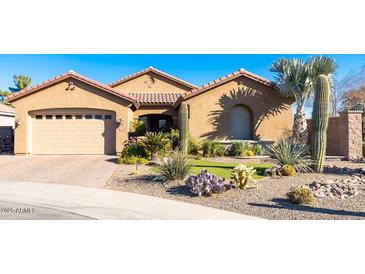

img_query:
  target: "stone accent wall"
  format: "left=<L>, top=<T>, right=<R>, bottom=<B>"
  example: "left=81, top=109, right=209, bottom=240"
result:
left=307, top=110, right=363, bottom=160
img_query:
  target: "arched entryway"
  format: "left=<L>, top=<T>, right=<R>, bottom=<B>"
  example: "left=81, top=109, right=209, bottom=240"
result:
left=230, top=105, right=252, bottom=139
left=137, top=114, right=174, bottom=135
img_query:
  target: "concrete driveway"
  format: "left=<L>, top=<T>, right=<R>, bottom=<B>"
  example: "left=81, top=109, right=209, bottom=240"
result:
left=0, top=155, right=117, bottom=188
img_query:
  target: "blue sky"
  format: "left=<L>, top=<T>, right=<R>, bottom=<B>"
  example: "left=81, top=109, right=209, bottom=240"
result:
left=1, top=54, right=365, bottom=91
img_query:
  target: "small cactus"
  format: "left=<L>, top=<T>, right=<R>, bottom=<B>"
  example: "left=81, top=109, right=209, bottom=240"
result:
left=230, top=164, right=256, bottom=189
left=281, top=164, right=296, bottom=176
left=311, top=75, right=330, bottom=173
left=179, top=102, right=189, bottom=155
left=287, top=187, right=315, bottom=205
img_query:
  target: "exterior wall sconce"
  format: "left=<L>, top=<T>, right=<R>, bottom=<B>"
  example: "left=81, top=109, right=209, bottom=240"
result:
left=15, top=119, right=21, bottom=127
left=117, top=118, right=123, bottom=128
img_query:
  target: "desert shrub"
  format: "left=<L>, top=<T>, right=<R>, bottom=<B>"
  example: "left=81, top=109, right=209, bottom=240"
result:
left=287, top=187, right=315, bottom=205
left=227, top=141, right=250, bottom=157
left=188, top=136, right=201, bottom=156
left=157, top=154, right=191, bottom=181
left=201, top=140, right=226, bottom=157
left=265, top=137, right=312, bottom=173
left=165, top=128, right=180, bottom=151
left=117, top=156, right=149, bottom=165
left=130, top=119, right=146, bottom=136
left=281, top=164, right=296, bottom=176
left=230, top=164, right=256, bottom=189
left=252, top=144, right=264, bottom=156
left=186, top=169, right=233, bottom=196
left=121, top=140, right=147, bottom=158
left=139, top=132, right=170, bottom=160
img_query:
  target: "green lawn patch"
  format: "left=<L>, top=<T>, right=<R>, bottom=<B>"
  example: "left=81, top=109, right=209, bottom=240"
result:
left=151, top=159, right=272, bottom=180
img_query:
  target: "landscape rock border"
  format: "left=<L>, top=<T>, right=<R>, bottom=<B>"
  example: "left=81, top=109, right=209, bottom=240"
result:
left=301, top=175, right=365, bottom=199
left=323, top=165, right=365, bottom=176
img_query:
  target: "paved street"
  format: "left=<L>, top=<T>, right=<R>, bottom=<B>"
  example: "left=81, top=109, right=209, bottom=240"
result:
left=0, top=201, right=93, bottom=220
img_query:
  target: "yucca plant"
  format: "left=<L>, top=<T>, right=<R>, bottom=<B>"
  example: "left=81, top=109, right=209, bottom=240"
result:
left=139, top=132, right=170, bottom=160
left=265, top=138, right=312, bottom=173
left=157, top=154, right=191, bottom=181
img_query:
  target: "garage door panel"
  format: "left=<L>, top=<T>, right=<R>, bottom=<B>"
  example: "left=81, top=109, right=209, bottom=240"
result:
left=31, top=111, right=115, bottom=155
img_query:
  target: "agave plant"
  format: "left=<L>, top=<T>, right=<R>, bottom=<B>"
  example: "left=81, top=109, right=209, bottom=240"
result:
left=185, top=170, right=232, bottom=196
left=139, top=132, right=170, bottom=160
left=157, top=154, right=191, bottom=181
left=265, top=138, right=312, bottom=173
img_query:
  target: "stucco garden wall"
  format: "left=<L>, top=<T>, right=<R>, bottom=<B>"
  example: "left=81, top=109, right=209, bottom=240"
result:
left=184, top=75, right=293, bottom=141
left=10, top=78, right=133, bottom=155
left=307, top=110, right=363, bottom=160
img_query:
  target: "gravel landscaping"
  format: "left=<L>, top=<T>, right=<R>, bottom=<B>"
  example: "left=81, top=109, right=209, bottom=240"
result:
left=105, top=159, right=365, bottom=220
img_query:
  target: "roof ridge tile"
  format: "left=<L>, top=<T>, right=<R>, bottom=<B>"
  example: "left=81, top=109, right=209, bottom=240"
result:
left=172, top=68, right=276, bottom=108
left=108, top=66, right=197, bottom=89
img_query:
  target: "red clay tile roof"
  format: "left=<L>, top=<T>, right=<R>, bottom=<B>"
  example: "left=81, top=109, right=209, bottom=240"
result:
left=128, top=92, right=181, bottom=106
left=5, top=70, right=140, bottom=108
left=173, top=68, right=277, bottom=108
left=109, top=66, right=198, bottom=89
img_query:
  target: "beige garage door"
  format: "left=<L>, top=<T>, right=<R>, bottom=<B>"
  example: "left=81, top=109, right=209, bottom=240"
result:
left=31, top=110, right=115, bottom=155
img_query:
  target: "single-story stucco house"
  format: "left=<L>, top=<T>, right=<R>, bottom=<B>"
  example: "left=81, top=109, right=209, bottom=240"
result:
left=6, top=67, right=293, bottom=155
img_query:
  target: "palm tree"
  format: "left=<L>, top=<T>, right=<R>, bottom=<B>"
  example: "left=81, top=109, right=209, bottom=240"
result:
left=269, top=56, right=336, bottom=144
left=307, top=56, right=337, bottom=84
left=269, top=58, right=311, bottom=144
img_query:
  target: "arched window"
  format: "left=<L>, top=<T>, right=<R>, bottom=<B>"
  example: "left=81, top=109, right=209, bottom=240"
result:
left=230, top=105, right=251, bottom=139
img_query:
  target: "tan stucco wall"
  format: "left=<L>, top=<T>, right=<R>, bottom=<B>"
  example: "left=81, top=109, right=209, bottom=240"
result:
left=184, top=75, right=293, bottom=141
left=112, top=72, right=191, bottom=93
left=11, top=78, right=132, bottom=155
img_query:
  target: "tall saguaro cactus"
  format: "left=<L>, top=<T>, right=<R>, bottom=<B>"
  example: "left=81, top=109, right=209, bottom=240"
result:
left=179, top=101, right=189, bottom=155
left=311, top=74, right=330, bottom=172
